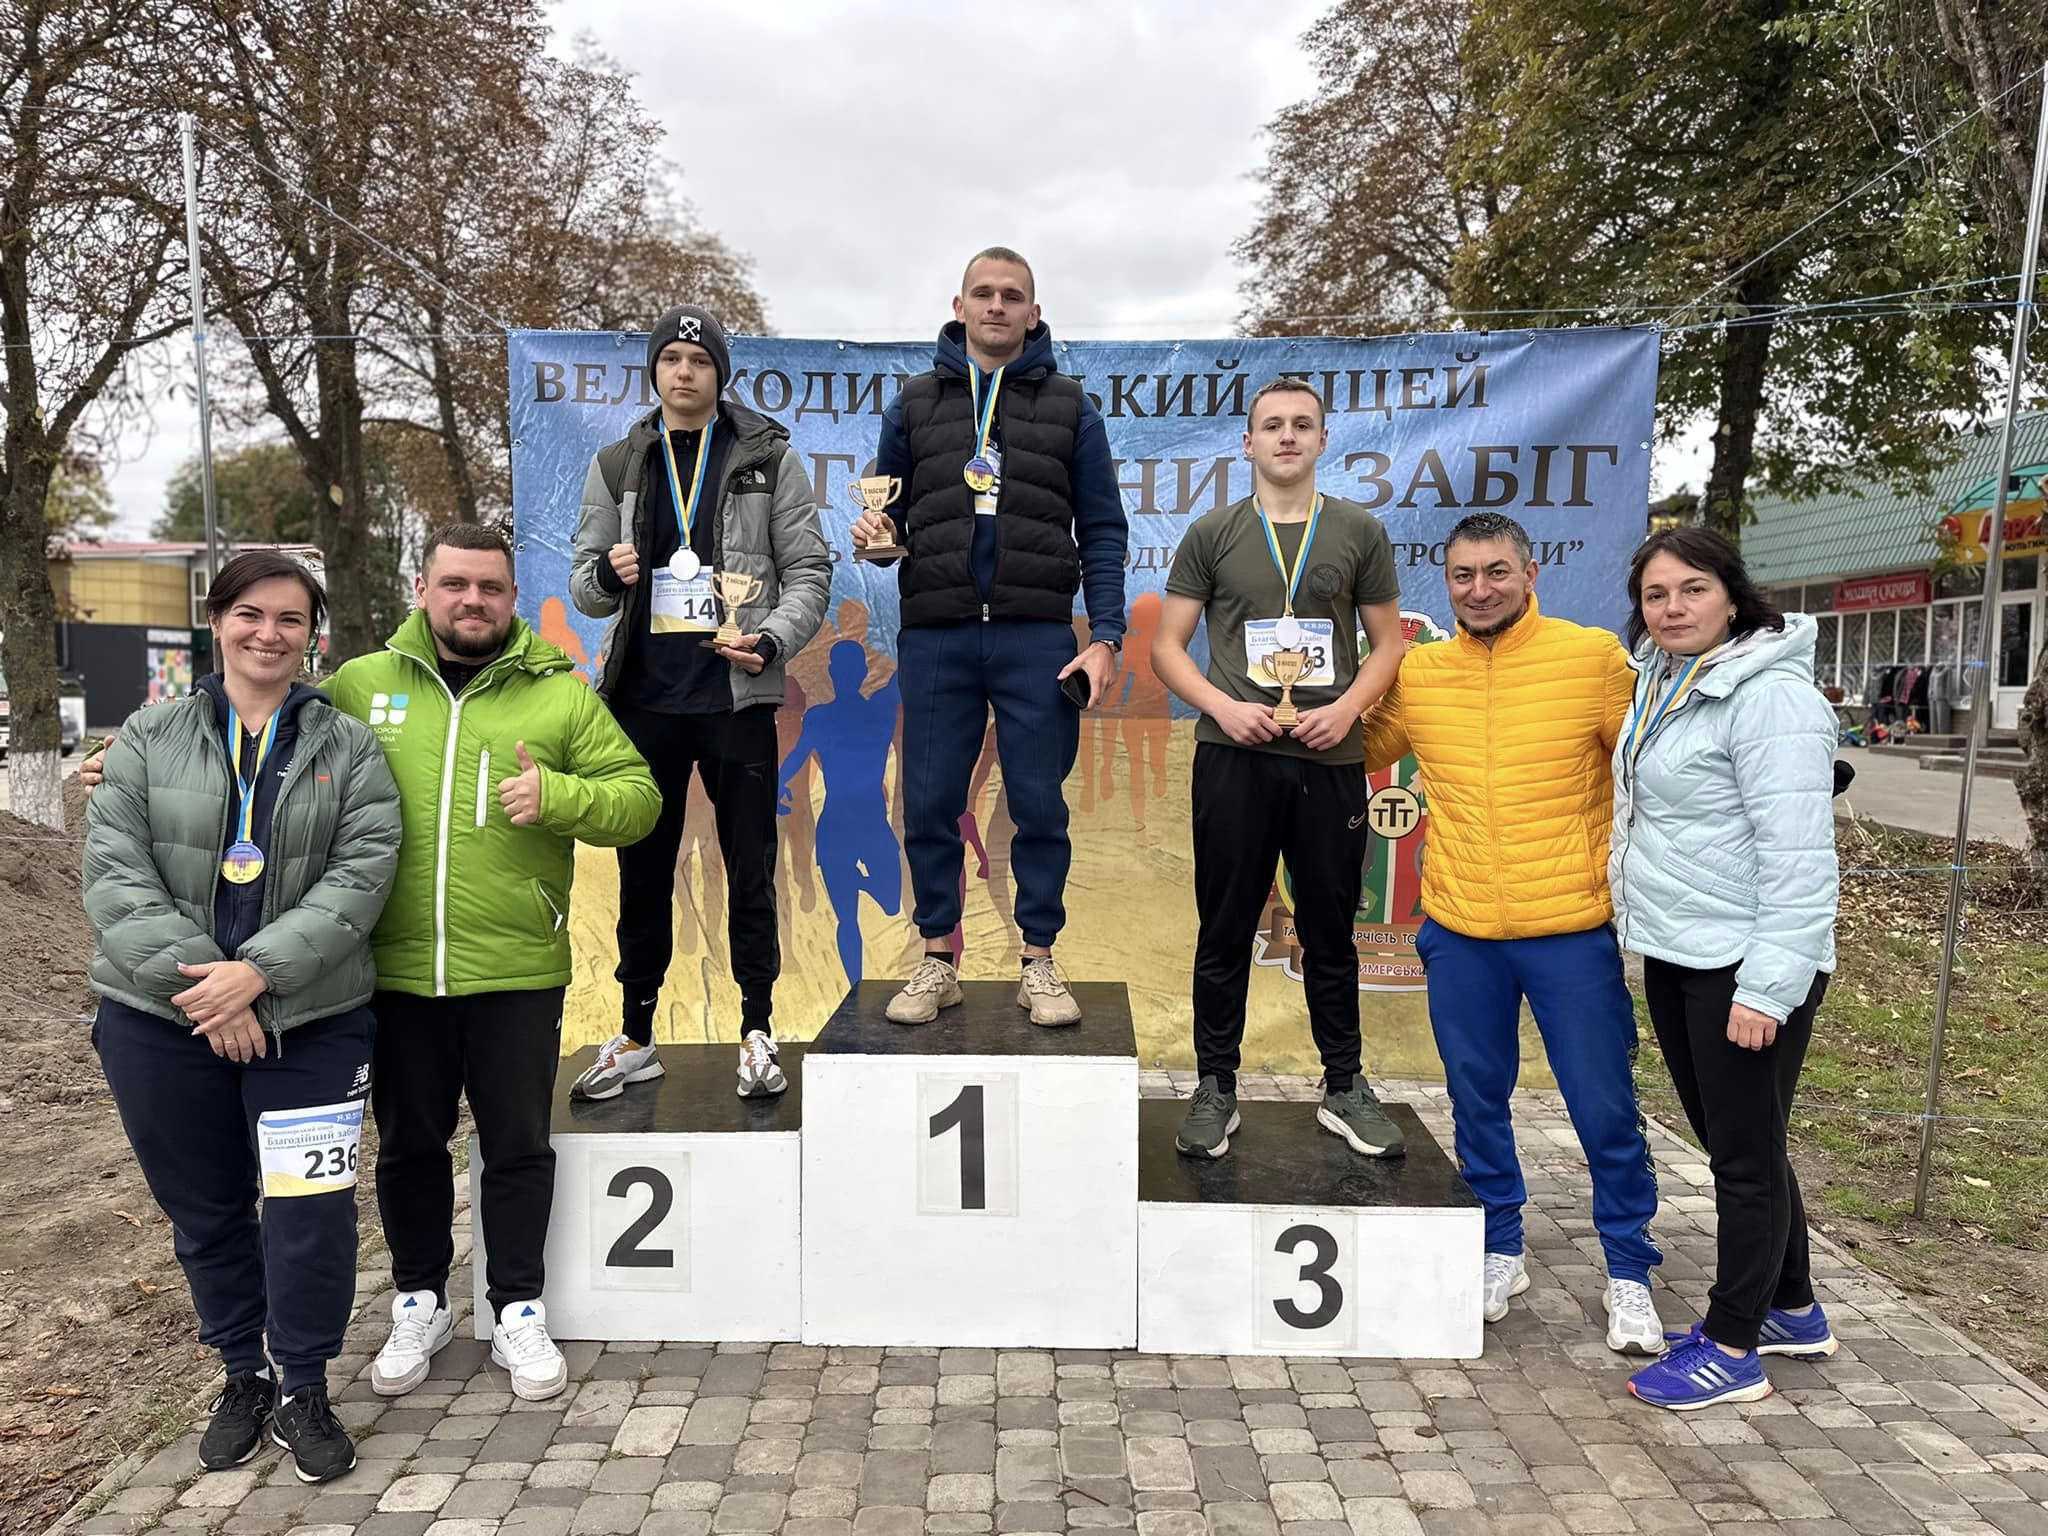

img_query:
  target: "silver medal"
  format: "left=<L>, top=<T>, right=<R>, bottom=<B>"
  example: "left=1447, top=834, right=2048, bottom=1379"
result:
left=669, top=549, right=702, bottom=582
left=1275, top=615, right=1302, bottom=649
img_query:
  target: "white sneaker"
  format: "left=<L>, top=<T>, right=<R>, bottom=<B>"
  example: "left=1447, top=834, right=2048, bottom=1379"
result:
left=570, top=1034, right=664, bottom=1101
left=1017, top=955, right=1082, bottom=1026
left=737, top=1030, right=787, bottom=1097
left=1606, top=1277, right=1663, bottom=1355
left=491, top=1300, right=568, bottom=1401
left=370, top=1289, right=453, bottom=1396
left=886, top=955, right=963, bottom=1024
left=1483, top=1252, right=1530, bottom=1323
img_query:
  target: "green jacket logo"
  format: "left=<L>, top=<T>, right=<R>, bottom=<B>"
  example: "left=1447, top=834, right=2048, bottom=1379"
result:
left=368, top=692, right=409, bottom=726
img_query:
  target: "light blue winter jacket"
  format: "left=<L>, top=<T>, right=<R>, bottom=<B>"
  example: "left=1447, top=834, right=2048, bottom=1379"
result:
left=1608, top=614, right=1839, bottom=1021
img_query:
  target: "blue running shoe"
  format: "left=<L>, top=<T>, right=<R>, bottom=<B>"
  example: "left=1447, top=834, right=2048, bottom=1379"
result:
left=1627, top=1332, right=1772, bottom=1410
left=1756, top=1304, right=1838, bottom=1359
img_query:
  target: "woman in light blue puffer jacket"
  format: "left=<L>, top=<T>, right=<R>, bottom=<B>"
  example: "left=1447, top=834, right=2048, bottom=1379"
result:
left=1607, top=527, right=1840, bottom=1413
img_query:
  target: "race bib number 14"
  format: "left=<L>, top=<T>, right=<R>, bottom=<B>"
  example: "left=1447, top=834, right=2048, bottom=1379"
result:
left=258, top=1100, right=364, bottom=1197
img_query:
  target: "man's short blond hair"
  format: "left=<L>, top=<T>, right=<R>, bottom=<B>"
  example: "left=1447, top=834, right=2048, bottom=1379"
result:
left=1247, top=377, right=1327, bottom=427
left=961, top=246, right=1035, bottom=300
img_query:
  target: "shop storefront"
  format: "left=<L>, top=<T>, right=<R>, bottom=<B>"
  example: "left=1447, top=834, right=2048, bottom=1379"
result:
left=1745, top=412, right=2048, bottom=733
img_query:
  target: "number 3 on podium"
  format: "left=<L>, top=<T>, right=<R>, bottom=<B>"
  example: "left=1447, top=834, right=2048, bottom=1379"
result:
left=917, top=1074, right=1020, bottom=1217
left=1258, top=1211, right=1357, bottom=1350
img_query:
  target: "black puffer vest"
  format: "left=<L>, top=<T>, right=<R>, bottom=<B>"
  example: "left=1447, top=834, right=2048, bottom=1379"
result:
left=898, top=337, right=1083, bottom=628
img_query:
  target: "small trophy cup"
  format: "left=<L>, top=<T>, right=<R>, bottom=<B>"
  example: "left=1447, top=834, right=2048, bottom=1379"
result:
left=702, top=569, right=765, bottom=651
left=1260, top=648, right=1310, bottom=730
left=850, top=474, right=907, bottom=562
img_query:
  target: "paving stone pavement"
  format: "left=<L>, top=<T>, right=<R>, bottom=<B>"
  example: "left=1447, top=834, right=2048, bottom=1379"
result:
left=49, top=1078, right=2048, bottom=1536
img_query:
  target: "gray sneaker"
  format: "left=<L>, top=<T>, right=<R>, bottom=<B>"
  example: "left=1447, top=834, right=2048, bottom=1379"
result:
left=886, top=954, right=963, bottom=1024
left=1317, top=1082, right=1406, bottom=1158
left=1175, top=1076, right=1240, bottom=1159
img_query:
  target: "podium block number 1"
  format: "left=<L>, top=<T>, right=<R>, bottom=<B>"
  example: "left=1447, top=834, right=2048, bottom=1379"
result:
left=591, top=1151, right=691, bottom=1292
left=1257, top=1211, right=1356, bottom=1350
left=918, top=1074, right=1019, bottom=1217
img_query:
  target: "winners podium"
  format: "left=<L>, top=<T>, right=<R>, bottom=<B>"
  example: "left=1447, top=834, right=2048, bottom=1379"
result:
left=470, top=981, right=1483, bottom=1356
left=801, top=981, right=1138, bottom=1347
left=469, top=1043, right=805, bottom=1342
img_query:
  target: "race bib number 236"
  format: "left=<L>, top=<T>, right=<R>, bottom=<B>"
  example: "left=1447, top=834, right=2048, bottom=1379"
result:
left=258, top=1100, right=364, bottom=1197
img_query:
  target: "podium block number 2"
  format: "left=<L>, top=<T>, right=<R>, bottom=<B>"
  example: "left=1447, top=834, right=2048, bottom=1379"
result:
left=590, top=1151, right=691, bottom=1292
left=1257, top=1211, right=1356, bottom=1350
left=918, top=1074, right=1019, bottom=1217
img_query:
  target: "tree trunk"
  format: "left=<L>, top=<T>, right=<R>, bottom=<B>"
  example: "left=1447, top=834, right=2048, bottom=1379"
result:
left=1699, top=270, right=1785, bottom=544
left=312, top=337, right=379, bottom=665
left=0, top=462, right=66, bottom=830
left=428, top=325, right=481, bottom=524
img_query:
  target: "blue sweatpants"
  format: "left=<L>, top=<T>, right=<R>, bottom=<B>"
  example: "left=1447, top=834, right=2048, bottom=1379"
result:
left=1415, top=919, right=1662, bottom=1283
left=94, top=1000, right=375, bottom=1391
left=899, top=618, right=1082, bottom=950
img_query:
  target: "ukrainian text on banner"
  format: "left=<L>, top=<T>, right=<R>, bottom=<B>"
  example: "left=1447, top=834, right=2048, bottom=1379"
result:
left=509, top=328, right=1658, bottom=1078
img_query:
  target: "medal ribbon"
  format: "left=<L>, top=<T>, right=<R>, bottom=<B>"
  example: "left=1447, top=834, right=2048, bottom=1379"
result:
left=965, top=364, right=1006, bottom=462
left=1253, top=494, right=1323, bottom=616
left=226, top=704, right=281, bottom=848
left=658, top=418, right=715, bottom=554
left=1625, top=643, right=1723, bottom=774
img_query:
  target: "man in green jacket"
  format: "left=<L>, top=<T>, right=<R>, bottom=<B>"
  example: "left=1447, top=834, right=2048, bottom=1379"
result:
left=329, top=524, right=660, bottom=1402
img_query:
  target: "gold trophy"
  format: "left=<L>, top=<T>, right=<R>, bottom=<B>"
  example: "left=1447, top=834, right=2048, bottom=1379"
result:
left=1260, top=648, right=1310, bottom=730
left=849, top=474, right=907, bottom=562
left=701, top=569, right=765, bottom=651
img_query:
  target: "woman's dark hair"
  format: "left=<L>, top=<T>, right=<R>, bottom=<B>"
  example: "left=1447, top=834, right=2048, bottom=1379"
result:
left=1625, top=526, right=1783, bottom=650
left=204, top=550, right=327, bottom=634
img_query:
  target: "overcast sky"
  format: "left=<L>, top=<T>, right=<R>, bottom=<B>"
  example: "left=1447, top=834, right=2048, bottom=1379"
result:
left=99, top=0, right=1707, bottom=535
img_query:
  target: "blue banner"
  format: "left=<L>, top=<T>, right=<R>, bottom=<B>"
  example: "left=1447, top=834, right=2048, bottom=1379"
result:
left=506, top=326, right=1658, bottom=1075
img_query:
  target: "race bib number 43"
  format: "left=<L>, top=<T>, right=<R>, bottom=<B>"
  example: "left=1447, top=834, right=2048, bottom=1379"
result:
left=1244, top=618, right=1336, bottom=688
left=258, top=1100, right=364, bottom=1197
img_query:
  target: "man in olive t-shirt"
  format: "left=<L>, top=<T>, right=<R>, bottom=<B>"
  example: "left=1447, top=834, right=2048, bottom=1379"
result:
left=1150, top=378, right=1407, bottom=1160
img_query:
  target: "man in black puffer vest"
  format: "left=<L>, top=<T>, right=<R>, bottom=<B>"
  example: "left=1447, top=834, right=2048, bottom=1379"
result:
left=850, top=247, right=1128, bottom=1026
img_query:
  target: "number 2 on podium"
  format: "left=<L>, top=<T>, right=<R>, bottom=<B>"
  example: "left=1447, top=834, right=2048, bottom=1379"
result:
left=917, top=1073, right=1019, bottom=1217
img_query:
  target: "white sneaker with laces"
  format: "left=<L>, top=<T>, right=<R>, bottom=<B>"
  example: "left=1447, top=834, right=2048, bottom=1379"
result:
left=1605, top=1277, right=1663, bottom=1354
left=886, top=955, right=963, bottom=1024
left=571, top=1033, right=664, bottom=1101
left=491, top=1299, right=568, bottom=1401
left=737, top=1030, right=787, bottom=1097
left=370, top=1289, right=454, bottom=1396
left=1017, top=955, right=1082, bottom=1026
left=1483, top=1252, right=1530, bottom=1323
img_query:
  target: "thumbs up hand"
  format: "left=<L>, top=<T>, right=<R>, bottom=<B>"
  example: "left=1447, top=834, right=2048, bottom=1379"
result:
left=498, top=740, right=544, bottom=826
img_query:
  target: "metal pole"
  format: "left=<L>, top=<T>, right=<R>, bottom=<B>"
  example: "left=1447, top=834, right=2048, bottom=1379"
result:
left=181, top=112, right=223, bottom=588
left=1913, top=60, right=2048, bottom=1215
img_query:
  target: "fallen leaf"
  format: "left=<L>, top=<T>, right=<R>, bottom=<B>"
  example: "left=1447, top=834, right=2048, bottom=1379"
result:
left=112, top=1211, right=141, bottom=1227
left=1962, top=1175, right=1993, bottom=1189
left=131, top=1278, right=161, bottom=1297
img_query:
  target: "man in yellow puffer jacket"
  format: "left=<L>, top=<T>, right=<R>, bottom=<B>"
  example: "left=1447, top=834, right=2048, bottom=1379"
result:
left=1361, top=513, right=1663, bottom=1354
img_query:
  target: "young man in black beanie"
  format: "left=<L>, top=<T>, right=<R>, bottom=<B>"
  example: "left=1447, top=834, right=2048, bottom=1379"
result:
left=570, top=304, right=830, bottom=1098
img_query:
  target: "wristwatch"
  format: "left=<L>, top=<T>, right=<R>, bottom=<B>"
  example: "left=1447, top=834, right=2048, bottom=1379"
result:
left=1092, top=637, right=1122, bottom=655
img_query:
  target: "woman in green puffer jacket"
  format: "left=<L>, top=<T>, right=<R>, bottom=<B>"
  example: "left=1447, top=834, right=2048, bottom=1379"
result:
left=83, top=552, right=400, bottom=1486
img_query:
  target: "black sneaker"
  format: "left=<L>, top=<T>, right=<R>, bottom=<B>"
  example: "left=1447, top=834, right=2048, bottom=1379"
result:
left=197, top=1372, right=275, bottom=1470
left=270, top=1382, right=355, bottom=1483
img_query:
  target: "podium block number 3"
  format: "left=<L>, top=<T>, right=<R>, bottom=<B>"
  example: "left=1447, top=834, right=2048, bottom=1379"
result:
left=918, top=1074, right=1019, bottom=1217
left=591, top=1151, right=691, bottom=1292
left=1257, top=1211, right=1356, bottom=1350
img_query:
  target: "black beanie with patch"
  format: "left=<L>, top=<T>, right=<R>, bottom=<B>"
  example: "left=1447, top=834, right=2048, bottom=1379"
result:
left=646, top=305, right=732, bottom=392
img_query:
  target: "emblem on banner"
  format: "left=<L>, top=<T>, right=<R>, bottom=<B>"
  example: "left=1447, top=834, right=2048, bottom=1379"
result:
left=1253, top=610, right=1447, bottom=992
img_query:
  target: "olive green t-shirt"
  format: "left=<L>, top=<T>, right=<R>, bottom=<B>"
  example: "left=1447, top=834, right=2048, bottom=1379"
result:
left=1164, top=494, right=1400, bottom=763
